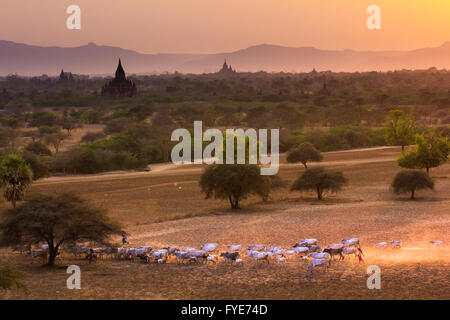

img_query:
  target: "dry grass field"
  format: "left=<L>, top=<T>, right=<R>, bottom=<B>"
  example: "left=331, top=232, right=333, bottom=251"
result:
left=0, top=146, right=449, bottom=300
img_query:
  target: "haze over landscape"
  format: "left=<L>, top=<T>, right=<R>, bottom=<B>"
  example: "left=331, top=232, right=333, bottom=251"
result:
left=1, top=40, right=450, bottom=76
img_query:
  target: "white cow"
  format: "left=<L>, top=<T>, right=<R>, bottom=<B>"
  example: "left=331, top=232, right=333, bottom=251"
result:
left=201, top=243, right=218, bottom=253
left=307, top=258, right=330, bottom=272
left=227, top=245, right=242, bottom=251
left=308, top=252, right=330, bottom=260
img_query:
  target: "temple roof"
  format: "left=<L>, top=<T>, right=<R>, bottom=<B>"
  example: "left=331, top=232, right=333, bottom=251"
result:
left=115, top=59, right=126, bottom=80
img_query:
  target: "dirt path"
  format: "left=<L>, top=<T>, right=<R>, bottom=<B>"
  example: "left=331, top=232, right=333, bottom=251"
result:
left=36, top=146, right=398, bottom=185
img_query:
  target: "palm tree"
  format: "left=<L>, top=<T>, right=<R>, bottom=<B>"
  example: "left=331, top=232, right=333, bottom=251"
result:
left=0, top=154, right=33, bottom=208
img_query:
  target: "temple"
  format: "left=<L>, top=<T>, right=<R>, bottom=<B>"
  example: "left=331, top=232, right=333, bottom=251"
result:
left=101, top=59, right=137, bottom=98
left=218, top=60, right=236, bottom=75
left=59, top=69, right=73, bottom=82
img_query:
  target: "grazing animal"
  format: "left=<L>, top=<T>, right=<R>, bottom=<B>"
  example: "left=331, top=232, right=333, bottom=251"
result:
left=116, top=247, right=128, bottom=259
left=307, top=245, right=322, bottom=253
left=377, top=242, right=387, bottom=249
left=266, top=247, right=285, bottom=257
left=285, top=250, right=296, bottom=258
left=29, top=249, right=48, bottom=263
left=299, top=239, right=318, bottom=246
left=174, top=251, right=191, bottom=264
left=342, top=247, right=358, bottom=259
left=220, top=252, right=240, bottom=263
left=292, top=246, right=309, bottom=256
left=390, top=241, right=402, bottom=248
left=247, top=245, right=265, bottom=251
left=308, top=252, right=330, bottom=260
left=327, top=244, right=344, bottom=250
left=246, top=251, right=271, bottom=264
left=69, top=245, right=89, bottom=257
left=323, top=247, right=343, bottom=261
left=342, top=238, right=360, bottom=247
left=148, top=249, right=169, bottom=262
left=164, top=247, right=180, bottom=255
left=206, top=255, right=218, bottom=264
left=275, top=257, right=286, bottom=264
left=227, top=245, right=242, bottom=251
left=13, top=244, right=31, bottom=254
left=430, top=241, right=442, bottom=246
left=307, top=258, right=330, bottom=272
left=201, top=243, right=218, bottom=253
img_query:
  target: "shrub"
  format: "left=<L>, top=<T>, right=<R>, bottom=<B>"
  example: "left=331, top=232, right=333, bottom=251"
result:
left=200, top=164, right=271, bottom=209
left=291, top=166, right=347, bottom=200
left=391, top=170, right=434, bottom=200
left=24, top=141, right=52, bottom=156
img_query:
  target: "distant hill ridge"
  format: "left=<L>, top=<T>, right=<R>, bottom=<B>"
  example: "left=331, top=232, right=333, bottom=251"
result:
left=0, top=40, right=449, bottom=76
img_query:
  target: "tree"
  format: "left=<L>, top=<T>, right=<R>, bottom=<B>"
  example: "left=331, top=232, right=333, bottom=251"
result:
left=60, top=116, right=81, bottom=136
left=397, top=133, right=449, bottom=174
left=286, top=142, right=323, bottom=169
left=291, top=166, right=347, bottom=200
left=21, top=151, right=50, bottom=181
left=24, top=141, right=52, bottom=156
left=0, top=154, right=33, bottom=208
left=44, top=132, right=67, bottom=153
left=384, top=110, right=416, bottom=152
left=0, top=193, right=123, bottom=266
left=391, top=170, right=434, bottom=200
left=0, top=260, right=26, bottom=290
left=199, top=164, right=271, bottom=209
left=353, top=96, right=365, bottom=125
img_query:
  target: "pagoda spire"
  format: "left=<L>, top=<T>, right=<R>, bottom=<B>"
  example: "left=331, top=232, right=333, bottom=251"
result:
left=115, top=59, right=126, bottom=80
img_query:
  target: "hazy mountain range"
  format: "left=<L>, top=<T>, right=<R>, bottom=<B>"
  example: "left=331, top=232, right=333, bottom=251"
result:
left=1, top=40, right=450, bottom=76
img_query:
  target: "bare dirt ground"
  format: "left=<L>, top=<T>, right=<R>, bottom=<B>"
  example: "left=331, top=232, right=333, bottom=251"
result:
left=0, top=146, right=449, bottom=300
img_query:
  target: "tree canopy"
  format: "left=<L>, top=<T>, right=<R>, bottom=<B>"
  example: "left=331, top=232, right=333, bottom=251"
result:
left=397, top=133, right=449, bottom=174
left=384, top=110, right=416, bottom=151
left=286, top=142, right=323, bottom=168
left=391, top=170, right=434, bottom=200
left=291, top=166, right=347, bottom=200
left=0, top=154, right=33, bottom=207
left=0, top=193, right=123, bottom=265
left=200, top=164, right=271, bottom=209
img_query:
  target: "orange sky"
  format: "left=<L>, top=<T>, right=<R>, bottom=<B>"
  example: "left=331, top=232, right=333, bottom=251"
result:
left=1, top=0, right=449, bottom=53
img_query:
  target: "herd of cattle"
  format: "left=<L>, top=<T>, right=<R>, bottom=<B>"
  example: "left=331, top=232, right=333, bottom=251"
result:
left=17, top=237, right=443, bottom=272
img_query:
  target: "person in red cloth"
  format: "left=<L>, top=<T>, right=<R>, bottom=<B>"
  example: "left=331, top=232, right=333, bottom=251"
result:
left=357, top=247, right=365, bottom=263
